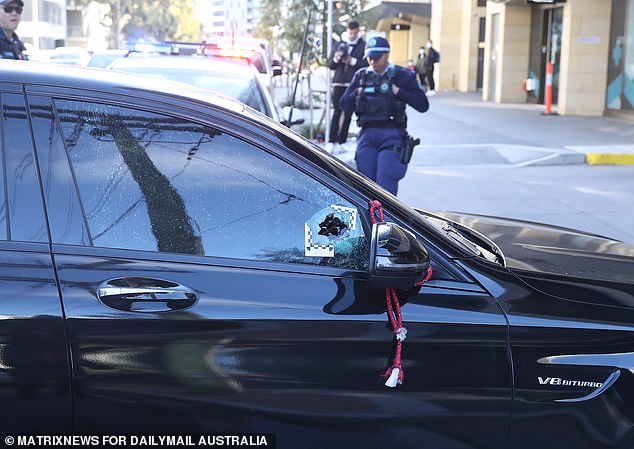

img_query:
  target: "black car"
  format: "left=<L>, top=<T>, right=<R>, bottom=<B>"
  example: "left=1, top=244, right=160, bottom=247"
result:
left=1, top=61, right=633, bottom=449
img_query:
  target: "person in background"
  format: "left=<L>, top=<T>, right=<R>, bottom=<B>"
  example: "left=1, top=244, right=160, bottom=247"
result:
left=421, top=39, right=439, bottom=95
left=340, top=36, right=429, bottom=195
left=0, top=0, right=27, bottom=60
left=326, top=20, right=368, bottom=154
left=415, top=46, right=426, bottom=88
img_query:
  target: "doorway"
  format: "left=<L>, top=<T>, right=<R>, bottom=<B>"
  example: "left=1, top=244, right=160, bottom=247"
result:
left=539, top=7, right=563, bottom=105
left=477, top=17, right=486, bottom=90
left=389, top=25, right=410, bottom=66
left=488, top=13, right=499, bottom=101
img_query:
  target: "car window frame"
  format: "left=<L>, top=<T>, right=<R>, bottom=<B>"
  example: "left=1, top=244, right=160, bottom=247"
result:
left=0, top=85, right=50, bottom=245
left=26, top=87, right=375, bottom=272
left=25, top=84, right=472, bottom=285
left=107, top=55, right=279, bottom=121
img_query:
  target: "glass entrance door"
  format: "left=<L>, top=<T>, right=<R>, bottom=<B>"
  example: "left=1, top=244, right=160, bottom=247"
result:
left=607, top=0, right=634, bottom=112
left=540, top=7, right=563, bottom=105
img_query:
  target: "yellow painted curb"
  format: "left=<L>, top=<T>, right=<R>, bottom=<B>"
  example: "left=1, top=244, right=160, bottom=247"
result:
left=585, top=153, right=634, bottom=165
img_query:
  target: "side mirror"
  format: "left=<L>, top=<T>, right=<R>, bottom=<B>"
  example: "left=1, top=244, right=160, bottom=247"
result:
left=280, top=106, right=305, bottom=127
left=369, top=222, right=430, bottom=290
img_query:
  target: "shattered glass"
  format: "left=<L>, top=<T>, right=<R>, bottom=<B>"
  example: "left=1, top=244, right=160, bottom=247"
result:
left=57, top=99, right=369, bottom=270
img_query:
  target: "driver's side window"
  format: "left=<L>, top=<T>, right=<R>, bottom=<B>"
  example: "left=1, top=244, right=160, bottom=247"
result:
left=55, top=99, right=369, bottom=270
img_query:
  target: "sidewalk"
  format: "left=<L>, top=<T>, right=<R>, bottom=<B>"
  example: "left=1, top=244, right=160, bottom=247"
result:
left=283, top=84, right=634, bottom=167
left=275, top=82, right=634, bottom=244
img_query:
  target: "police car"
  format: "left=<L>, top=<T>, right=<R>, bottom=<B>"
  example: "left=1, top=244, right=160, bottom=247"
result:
left=108, top=54, right=281, bottom=121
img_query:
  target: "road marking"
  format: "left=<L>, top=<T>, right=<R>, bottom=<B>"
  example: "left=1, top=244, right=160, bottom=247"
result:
left=586, top=153, right=634, bottom=165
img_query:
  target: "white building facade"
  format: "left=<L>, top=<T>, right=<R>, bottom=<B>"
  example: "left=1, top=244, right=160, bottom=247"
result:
left=199, top=0, right=262, bottom=37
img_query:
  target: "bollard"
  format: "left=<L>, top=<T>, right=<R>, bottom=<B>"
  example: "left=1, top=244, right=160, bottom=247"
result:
left=544, top=61, right=553, bottom=115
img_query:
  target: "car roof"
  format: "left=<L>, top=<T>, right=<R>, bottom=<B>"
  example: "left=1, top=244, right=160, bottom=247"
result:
left=106, top=54, right=278, bottom=119
left=50, top=46, right=90, bottom=54
left=48, top=46, right=91, bottom=59
left=0, top=60, right=248, bottom=116
left=108, top=54, right=258, bottom=79
left=0, top=60, right=398, bottom=244
left=91, top=49, right=129, bottom=55
left=87, top=49, right=129, bottom=68
left=0, top=60, right=342, bottom=189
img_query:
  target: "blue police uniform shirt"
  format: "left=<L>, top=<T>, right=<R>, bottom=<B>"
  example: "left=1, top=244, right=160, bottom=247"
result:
left=0, top=29, right=27, bottom=60
left=339, top=63, right=429, bottom=121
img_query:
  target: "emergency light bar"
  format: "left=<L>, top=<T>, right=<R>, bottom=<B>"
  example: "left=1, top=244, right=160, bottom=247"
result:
left=124, top=41, right=258, bottom=61
left=202, top=46, right=255, bottom=60
left=125, top=41, right=212, bottom=56
left=126, top=42, right=172, bottom=54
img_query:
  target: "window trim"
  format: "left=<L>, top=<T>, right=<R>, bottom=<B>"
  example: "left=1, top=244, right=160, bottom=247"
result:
left=26, top=87, right=467, bottom=283
left=1, top=90, right=51, bottom=244
left=43, top=92, right=373, bottom=269
left=50, top=242, right=369, bottom=278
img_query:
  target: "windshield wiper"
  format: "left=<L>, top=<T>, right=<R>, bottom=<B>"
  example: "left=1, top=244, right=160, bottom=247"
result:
left=440, top=221, right=504, bottom=265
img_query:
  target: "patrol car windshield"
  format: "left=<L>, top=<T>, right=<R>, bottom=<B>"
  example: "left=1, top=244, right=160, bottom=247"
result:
left=112, top=67, right=269, bottom=116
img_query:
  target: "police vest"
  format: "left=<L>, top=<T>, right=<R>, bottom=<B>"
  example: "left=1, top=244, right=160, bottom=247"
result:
left=0, top=34, right=27, bottom=60
left=355, top=67, right=407, bottom=128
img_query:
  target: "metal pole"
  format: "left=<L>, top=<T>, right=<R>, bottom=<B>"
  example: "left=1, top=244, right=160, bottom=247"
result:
left=115, top=0, right=120, bottom=48
left=325, top=0, right=333, bottom=143
left=32, top=0, right=39, bottom=49
left=288, top=7, right=314, bottom=126
left=308, top=73, right=314, bottom=139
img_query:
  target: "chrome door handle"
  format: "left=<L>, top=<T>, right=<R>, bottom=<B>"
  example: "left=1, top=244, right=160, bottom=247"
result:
left=97, top=277, right=197, bottom=312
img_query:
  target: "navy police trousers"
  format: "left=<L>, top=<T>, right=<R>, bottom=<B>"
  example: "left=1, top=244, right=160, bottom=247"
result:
left=355, top=127, right=406, bottom=195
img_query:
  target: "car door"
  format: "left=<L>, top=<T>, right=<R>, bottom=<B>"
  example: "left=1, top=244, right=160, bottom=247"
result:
left=0, top=88, right=71, bottom=431
left=29, top=91, right=512, bottom=448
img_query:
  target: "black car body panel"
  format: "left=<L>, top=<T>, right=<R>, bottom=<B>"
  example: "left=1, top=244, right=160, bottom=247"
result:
left=426, top=210, right=634, bottom=448
left=55, top=252, right=511, bottom=449
left=1, top=61, right=633, bottom=448
left=0, top=244, right=72, bottom=432
left=430, top=210, right=634, bottom=281
left=0, top=83, right=72, bottom=431
left=429, top=210, right=634, bottom=307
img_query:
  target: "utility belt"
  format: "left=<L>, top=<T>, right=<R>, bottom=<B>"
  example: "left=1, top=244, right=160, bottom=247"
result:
left=358, top=121, right=406, bottom=129
left=376, top=132, right=420, bottom=164
left=356, top=98, right=407, bottom=128
left=357, top=113, right=407, bottom=128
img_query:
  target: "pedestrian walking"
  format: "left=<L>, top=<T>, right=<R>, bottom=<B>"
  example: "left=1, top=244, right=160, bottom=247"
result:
left=340, top=36, right=429, bottom=195
left=0, top=0, right=27, bottom=60
left=415, top=46, right=426, bottom=87
left=326, top=20, right=368, bottom=154
left=421, top=40, right=439, bottom=95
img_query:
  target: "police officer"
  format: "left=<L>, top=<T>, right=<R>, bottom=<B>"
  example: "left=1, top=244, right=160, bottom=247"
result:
left=0, top=0, right=27, bottom=60
left=340, top=36, right=428, bottom=195
left=326, top=20, right=368, bottom=154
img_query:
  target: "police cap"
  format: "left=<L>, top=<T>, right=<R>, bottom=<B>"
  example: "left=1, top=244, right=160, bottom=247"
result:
left=0, top=0, right=24, bottom=6
left=365, top=36, right=390, bottom=59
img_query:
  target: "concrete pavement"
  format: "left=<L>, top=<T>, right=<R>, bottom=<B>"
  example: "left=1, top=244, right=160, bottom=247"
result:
left=276, top=69, right=633, bottom=166
left=323, top=90, right=634, bottom=167
left=278, top=81, right=634, bottom=244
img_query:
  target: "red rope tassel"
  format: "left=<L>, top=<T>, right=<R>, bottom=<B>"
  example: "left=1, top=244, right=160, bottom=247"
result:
left=383, top=287, right=407, bottom=387
left=368, top=200, right=384, bottom=225
left=368, top=199, right=431, bottom=388
left=416, top=265, right=433, bottom=286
